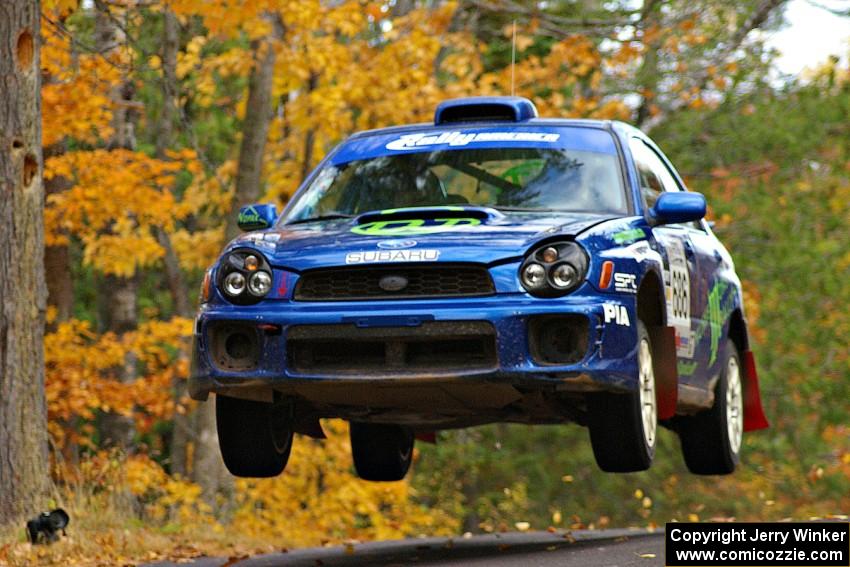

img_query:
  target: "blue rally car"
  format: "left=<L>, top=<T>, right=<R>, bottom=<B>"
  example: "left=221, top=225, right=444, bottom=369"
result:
left=190, top=97, right=768, bottom=481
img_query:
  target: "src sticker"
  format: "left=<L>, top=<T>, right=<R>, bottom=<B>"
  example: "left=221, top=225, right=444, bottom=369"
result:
left=603, top=303, right=631, bottom=326
left=661, top=237, right=694, bottom=358
left=352, top=218, right=481, bottom=236
left=386, top=131, right=561, bottom=151
left=345, top=249, right=440, bottom=264
left=613, top=273, right=637, bottom=294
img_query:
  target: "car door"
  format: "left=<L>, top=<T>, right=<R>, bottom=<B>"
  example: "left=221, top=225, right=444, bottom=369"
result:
left=629, top=138, right=710, bottom=386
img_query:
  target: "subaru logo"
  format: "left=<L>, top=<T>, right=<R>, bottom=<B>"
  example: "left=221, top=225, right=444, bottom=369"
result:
left=376, top=239, right=417, bottom=250
left=378, top=275, right=409, bottom=292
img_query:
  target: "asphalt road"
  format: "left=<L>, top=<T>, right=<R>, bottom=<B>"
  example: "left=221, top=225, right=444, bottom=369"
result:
left=148, top=529, right=664, bottom=567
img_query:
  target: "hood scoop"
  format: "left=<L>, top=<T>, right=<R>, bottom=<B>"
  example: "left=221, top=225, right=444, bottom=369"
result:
left=354, top=206, right=501, bottom=226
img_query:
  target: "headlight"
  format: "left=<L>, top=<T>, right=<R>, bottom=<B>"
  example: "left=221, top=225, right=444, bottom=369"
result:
left=223, top=272, right=246, bottom=296
left=551, top=263, right=578, bottom=289
left=217, top=249, right=273, bottom=304
left=521, top=263, right=547, bottom=289
left=248, top=271, right=272, bottom=296
left=520, top=241, right=588, bottom=297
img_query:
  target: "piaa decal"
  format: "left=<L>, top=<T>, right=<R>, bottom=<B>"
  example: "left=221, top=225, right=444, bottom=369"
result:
left=603, top=303, right=631, bottom=326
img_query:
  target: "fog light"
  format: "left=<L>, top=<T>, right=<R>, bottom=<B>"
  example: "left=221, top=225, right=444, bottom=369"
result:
left=223, top=272, right=246, bottom=296
left=248, top=271, right=272, bottom=296
left=522, top=263, right=546, bottom=289
left=225, top=331, right=253, bottom=359
left=551, top=263, right=578, bottom=289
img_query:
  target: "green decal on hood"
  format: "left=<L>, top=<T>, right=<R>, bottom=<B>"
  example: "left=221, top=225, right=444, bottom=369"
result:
left=352, top=217, right=481, bottom=236
left=613, top=228, right=646, bottom=244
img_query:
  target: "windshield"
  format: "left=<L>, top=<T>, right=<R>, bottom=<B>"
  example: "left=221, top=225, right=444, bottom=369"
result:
left=284, top=146, right=627, bottom=222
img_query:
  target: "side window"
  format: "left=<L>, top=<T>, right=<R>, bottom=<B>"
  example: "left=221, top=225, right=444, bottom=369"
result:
left=629, top=138, right=702, bottom=230
left=629, top=138, right=665, bottom=209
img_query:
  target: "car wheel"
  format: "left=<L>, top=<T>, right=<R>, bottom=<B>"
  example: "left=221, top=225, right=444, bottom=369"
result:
left=678, top=339, right=743, bottom=475
left=588, top=320, right=656, bottom=472
left=216, top=394, right=293, bottom=478
left=350, top=422, right=414, bottom=482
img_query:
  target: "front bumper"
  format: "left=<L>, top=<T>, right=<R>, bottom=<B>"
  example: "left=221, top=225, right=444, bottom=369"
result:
left=188, top=291, right=641, bottom=401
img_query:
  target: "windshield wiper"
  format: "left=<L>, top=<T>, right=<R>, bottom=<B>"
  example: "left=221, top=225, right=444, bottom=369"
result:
left=286, top=214, right=354, bottom=225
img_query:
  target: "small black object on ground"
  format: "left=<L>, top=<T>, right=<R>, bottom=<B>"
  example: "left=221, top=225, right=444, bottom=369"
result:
left=26, top=508, right=69, bottom=544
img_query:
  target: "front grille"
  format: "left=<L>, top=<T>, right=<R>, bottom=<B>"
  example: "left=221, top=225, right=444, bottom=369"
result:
left=294, top=264, right=495, bottom=301
left=287, top=321, right=498, bottom=375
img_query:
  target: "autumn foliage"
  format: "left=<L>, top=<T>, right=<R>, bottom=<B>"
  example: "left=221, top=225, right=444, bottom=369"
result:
left=2, top=0, right=849, bottom=564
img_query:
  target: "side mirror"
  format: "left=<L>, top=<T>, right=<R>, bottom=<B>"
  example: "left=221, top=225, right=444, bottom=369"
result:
left=650, top=192, right=706, bottom=225
left=237, top=203, right=278, bottom=231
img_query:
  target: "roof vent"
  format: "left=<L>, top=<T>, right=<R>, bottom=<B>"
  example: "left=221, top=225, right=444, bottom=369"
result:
left=434, top=96, right=538, bottom=125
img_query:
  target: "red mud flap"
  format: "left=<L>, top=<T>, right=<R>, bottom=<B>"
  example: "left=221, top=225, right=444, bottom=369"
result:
left=415, top=432, right=437, bottom=444
left=650, top=326, right=678, bottom=420
left=742, top=350, right=769, bottom=431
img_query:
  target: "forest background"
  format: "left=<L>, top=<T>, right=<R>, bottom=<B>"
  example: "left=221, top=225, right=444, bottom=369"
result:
left=2, top=0, right=850, bottom=564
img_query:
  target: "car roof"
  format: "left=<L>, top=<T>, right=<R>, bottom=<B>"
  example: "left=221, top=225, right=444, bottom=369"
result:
left=347, top=118, right=624, bottom=141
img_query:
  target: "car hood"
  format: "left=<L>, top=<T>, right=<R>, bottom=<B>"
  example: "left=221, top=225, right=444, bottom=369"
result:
left=230, top=207, right=616, bottom=271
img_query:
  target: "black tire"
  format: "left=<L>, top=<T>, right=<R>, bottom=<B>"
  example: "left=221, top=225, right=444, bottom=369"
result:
left=350, top=422, right=414, bottom=482
left=587, top=321, right=656, bottom=472
left=678, top=339, right=743, bottom=475
left=216, top=394, right=293, bottom=478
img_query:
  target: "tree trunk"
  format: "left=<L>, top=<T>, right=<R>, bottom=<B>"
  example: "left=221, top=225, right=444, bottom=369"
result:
left=153, top=8, right=193, bottom=476
left=224, top=20, right=284, bottom=242
left=635, top=0, right=661, bottom=127
left=95, top=3, right=139, bottom=450
left=43, top=143, right=74, bottom=327
left=298, top=72, right=319, bottom=184
left=155, top=7, right=179, bottom=158
left=0, top=0, right=51, bottom=522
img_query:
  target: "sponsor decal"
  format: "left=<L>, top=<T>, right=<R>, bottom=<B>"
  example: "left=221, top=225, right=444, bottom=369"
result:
left=613, top=228, right=646, bottom=244
left=677, top=360, right=698, bottom=377
left=237, top=206, right=270, bottom=230
left=603, top=303, right=631, bottom=326
left=613, top=273, right=638, bottom=293
left=376, top=239, right=417, bottom=250
left=706, top=280, right=734, bottom=366
left=660, top=237, right=694, bottom=358
left=351, top=217, right=481, bottom=236
left=385, top=131, right=561, bottom=151
left=345, top=249, right=440, bottom=264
